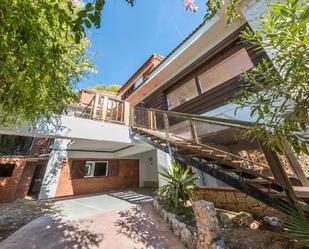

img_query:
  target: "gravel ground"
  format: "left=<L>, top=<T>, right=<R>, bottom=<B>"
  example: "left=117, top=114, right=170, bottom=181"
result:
left=0, top=198, right=56, bottom=242
left=222, top=226, right=306, bottom=249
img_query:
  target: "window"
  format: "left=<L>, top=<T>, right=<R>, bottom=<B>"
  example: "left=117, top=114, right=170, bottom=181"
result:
left=84, top=161, right=108, bottom=178
left=0, top=135, right=33, bottom=155
left=198, top=48, right=254, bottom=93
left=0, top=164, right=15, bottom=177
left=133, top=75, right=144, bottom=90
left=167, top=78, right=199, bottom=110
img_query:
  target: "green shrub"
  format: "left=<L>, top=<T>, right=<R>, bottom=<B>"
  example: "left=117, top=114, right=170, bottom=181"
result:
left=284, top=209, right=309, bottom=246
left=155, top=161, right=198, bottom=213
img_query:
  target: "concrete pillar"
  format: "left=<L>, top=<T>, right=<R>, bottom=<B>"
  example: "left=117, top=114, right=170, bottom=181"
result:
left=193, top=200, right=225, bottom=249
left=156, top=149, right=173, bottom=187
left=38, top=139, right=71, bottom=199
left=192, top=166, right=206, bottom=186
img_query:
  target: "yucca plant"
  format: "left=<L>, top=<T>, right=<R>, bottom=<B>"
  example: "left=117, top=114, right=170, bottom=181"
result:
left=155, top=161, right=198, bottom=213
left=284, top=208, right=309, bottom=246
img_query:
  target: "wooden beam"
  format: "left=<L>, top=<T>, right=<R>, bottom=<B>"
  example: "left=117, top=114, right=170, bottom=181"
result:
left=163, top=113, right=170, bottom=141
left=124, top=102, right=131, bottom=126
left=148, top=110, right=154, bottom=130
left=129, top=107, right=135, bottom=127
left=101, top=96, right=109, bottom=121
left=261, top=143, right=304, bottom=214
left=281, top=139, right=309, bottom=187
left=152, top=111, right=157, bottom=130
left=190, top=119, right=199, bottom=143
left=195, top=75, right=202, bottom=95
left=92, top=94, right=100, bottom=119
left=133, top=131, right=298, bottom=214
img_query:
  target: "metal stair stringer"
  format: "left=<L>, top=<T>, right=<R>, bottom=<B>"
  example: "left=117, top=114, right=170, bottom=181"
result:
left=132, top=129, right=298, bottom=215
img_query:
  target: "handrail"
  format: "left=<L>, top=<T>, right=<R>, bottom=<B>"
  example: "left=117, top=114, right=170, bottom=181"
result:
left=96, top=93, right=125, bottom=103
left=132, top=107, right=274, bottom=169
left=164, top=132, right=269, bottom=169
left=71, top=94, right=130, bottom=125
left=132, top=106, right=309, bottom=212
left=135, top=107, right=256, bottom=129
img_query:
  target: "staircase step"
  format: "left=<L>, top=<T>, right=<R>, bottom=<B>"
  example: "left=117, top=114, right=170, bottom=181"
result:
left=245, top=178, right=271, bottom=185
left=214, top=154, right=229, bottom=158
left=231, top=160, right=244, bottom=164
left=185, top=144, right=202, bottom=149
left=222, top=168, right=243, bottom=173
left=201, top=149, right=214, bottom=154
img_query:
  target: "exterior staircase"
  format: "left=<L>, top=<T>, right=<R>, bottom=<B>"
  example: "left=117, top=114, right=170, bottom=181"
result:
left=31, top=91, right=309, bottom=215
left=131, top=107, right=309, bottom=215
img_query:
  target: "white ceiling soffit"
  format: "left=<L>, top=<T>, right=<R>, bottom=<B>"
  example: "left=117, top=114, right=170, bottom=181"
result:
left=68, top=139, right=131, bottom=151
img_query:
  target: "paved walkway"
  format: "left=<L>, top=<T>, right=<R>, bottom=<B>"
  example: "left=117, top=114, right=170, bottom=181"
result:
left=0, top=190, right=184, bottom=249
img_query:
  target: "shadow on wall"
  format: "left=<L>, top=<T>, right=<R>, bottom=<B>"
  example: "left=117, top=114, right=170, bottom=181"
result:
left=0, top=201, right=104, bottom=249
left=38, top=139, right=72, bottom=199
left=114, top=205, right=166, bottom=249
left=32, top=116, right=71, bottom=138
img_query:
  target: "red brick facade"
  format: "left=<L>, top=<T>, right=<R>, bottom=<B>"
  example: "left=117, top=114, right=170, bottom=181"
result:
left=0, top=137, right=52, bottom=202
left=118, top=54, right=164, bottom=100
left=79, top=89, right=119, bottom=106
left=0, top=157, right=28, bottom=202
left=55, top=159, right=139, bottom=198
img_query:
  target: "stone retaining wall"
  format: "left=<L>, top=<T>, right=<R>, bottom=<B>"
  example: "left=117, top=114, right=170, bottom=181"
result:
left=153, top=199, right=198, bottom=249
left=193, top=187, right=282, bottom=218
left=153, top=199, right=226, bottom=249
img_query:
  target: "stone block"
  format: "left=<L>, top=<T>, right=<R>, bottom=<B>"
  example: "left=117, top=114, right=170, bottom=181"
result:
left=236, top=192, right=247, bottom=198
left=237, top=203, right=249, bottom=212
left=246, top=197, right=260, bottom=208
left=193, top=200, right=226, bottom=249
left=225, top=192, right=237, bottom=203
left=218, top=211, right=237, bottom=225
left=250, top=221, right=260, bottom=230
left=236, top=197, right=247, bottom=203
left=233, top=211, right=254, bottom=227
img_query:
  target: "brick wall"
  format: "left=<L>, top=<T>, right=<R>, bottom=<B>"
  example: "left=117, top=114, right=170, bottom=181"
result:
left=79, top=89, right=119, bottom=105
left=193, top=187, right=282, bottom=218
left=29, top=138, right=52, bottom=156
left=55, top=159, right=139, bottom=198
left=15, top=162, right=37, bottom=198
left=0, top=157, right=26, bottom=202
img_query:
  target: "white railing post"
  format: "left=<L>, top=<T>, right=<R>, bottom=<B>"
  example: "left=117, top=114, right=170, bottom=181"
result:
left=101, top=96, right=109, bottom=121
left=163, top=112, right=170, bottom=141
left=92, top=94, right=100, bottom=119
left=124, top=102, right=131, bottom=126
left=190, top=119, right=199, bottom=144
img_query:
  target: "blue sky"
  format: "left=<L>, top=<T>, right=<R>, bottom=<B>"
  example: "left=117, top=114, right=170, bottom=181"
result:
left=78, top=0, right=206, bottom=89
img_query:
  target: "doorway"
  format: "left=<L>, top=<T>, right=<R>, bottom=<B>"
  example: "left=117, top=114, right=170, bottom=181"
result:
left=28, top=163, right=47, bottom=196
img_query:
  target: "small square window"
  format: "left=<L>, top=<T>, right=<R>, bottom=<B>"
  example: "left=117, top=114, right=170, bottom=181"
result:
left=84, top=161, right=108, bottom=178
left=0, top=164, right=15, bottom=177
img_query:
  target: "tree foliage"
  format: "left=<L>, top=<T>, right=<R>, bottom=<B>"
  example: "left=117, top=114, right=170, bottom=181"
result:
left=94, top=84, right=122, bottom=92
left=155, top=161, right=198, bottom=212
left=204, top=0, right=241, bottom=24
left=0, top=0, right=98, bottom=126
left=203, top=0, right=308, bottom=154
left=284, top=206, right=309, bottom=246
left=233, top=0, right=309, bottom=154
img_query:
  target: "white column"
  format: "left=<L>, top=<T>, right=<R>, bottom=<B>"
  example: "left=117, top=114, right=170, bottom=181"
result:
left=156, top=149, right=173, bottom=187
left=38, top=139, right=71, bottom=199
